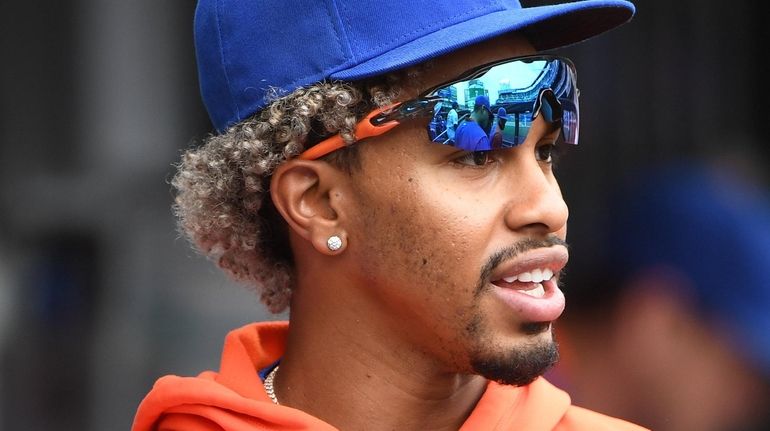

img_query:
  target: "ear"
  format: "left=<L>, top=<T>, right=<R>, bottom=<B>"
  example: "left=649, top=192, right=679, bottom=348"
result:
left=270, top=159, right=351, bottom=255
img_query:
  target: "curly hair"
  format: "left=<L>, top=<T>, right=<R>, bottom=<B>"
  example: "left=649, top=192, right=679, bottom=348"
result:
left=172, top=67, right=426, bottom=313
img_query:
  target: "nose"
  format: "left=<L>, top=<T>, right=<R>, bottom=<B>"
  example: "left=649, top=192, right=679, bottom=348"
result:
left=503, top=160, right=569, bottom=235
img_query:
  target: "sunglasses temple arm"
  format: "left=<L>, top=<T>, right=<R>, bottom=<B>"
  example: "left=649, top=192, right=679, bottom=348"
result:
left=298, top=106, right=401, bottom=160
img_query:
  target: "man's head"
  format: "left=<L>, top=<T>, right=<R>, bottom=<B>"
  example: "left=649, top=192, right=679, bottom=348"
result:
left=497, top=107, right=509, bottom=130
left=606, top=163, right=770, bottom=377
left=176, top=0, right=634, bottom=384
left=274, top=36, right=570, bottom=385
left=557, top=161, right=770, bottom=429
left=472, top=95, right=493, bottom=130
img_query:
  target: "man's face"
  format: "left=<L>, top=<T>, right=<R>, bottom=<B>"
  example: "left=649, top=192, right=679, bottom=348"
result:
left=342, top=35, right=569, bottom=385
left=472, top=106, right=491, bottom=130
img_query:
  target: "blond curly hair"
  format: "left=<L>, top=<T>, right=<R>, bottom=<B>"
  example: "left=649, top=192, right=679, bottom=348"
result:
left=172, top=68, right=425, bottom=313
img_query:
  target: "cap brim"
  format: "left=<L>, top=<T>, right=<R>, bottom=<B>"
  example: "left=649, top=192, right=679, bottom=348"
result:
left=331, top=0, right=634, bottom=81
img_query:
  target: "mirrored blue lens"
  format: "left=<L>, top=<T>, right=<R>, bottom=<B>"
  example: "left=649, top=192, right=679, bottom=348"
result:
left=425, top=56, right=578, bottom=150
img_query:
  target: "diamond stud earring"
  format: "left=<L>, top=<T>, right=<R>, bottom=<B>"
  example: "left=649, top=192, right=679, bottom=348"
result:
left=327, top=235, right=343, bottom=251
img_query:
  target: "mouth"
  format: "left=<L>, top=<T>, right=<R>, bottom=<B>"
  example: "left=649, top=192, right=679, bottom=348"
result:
left=491, top=267, right=555, bottom=298
left=488, top=246, right=568, bottom=323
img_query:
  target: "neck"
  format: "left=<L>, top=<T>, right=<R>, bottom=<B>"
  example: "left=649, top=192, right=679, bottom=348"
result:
left=274, top=282, right=487, bottom=431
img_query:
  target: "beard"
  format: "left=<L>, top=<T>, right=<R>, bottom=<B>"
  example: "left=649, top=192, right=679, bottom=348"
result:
left=469, top=329, right=559, bottom=386
left=466, top=235, right=566, bottom=386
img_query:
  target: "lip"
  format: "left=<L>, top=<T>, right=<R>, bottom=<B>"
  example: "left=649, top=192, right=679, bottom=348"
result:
left=489, top=245, right=569, bottom=282
left=488, top=245, right=568, bottom=323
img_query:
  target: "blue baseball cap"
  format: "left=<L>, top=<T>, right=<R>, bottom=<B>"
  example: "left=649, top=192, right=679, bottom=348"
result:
left=194, top=0, right=635, bottom=132
left=475, top=95, right=491, bottom=111
left=607, top=163, right=770, bottom=377
left=497, top=107, right=509, bottom=119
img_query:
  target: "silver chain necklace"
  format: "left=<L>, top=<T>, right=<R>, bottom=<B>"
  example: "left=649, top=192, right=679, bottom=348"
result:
left=263, top=365, right=280, bottom=405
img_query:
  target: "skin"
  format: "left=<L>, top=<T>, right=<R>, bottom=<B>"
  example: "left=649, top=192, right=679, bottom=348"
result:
left=471, top=106, right=491, bottom=131
left=270, top=33, right=569, bottom=431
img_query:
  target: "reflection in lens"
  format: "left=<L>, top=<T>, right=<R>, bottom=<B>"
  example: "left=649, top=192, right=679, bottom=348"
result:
left=427, top=57, right=579, bottom=149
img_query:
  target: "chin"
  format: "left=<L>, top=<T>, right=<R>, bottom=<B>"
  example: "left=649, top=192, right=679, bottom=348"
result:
left=469, top=327, right=560, bottom=386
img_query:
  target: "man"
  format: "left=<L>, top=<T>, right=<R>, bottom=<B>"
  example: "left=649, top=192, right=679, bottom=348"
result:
left=491, top=107, right=509, bottom=149
left=550, top=161, right=770, bottom=431
left=430, top=101, right=449, bottom=143
left=446, top=101, right=460, bottom=143
left=454, top=95, right=493, bottom=151
left=132, top=0, right=645, bottom=430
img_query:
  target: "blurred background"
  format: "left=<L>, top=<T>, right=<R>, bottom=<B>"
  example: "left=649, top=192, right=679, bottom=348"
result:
left=1, top=1, right=768, bottom=430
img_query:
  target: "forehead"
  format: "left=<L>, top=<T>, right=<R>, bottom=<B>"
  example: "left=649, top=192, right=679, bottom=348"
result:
left=399, top=33, right=537, bottom=101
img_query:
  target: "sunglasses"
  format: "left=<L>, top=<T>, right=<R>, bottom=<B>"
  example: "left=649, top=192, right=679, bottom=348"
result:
left=299, top=55, right=578, bottom=160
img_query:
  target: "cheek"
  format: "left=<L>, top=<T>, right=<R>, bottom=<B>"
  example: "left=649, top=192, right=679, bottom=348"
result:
left=349, top=163, right=498, bottom=309
left=355, top=177, right=462, bottom=284
left=350, top=178, right=489, bottom=363
left=344, top=132, right=512, bottom=337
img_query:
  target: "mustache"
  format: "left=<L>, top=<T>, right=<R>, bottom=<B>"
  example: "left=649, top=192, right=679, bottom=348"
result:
left=475, top=236, right=569, bottom=296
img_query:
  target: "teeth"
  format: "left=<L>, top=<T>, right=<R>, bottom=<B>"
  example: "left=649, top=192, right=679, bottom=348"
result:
left=531, top=268, right=543, bottom=283
left=543, top=268, right=553, bottom=280
left=500, top=268, right=555, bottom=284
left=520, top=283, right=545, bottom=298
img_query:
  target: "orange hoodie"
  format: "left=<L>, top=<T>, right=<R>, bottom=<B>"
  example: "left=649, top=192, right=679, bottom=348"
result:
left=132, top=322, right=648, bottom=431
